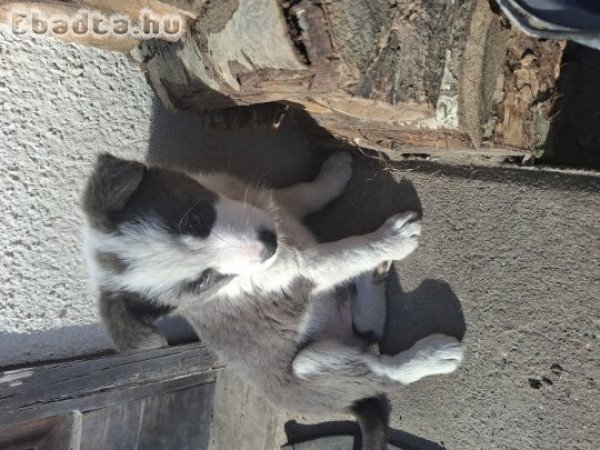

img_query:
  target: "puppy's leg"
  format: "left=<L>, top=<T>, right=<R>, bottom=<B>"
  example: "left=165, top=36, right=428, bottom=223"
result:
left=352, top=261, right=392, bottom=343
left=292, top=334, right=463, bottom=385
left=303, top=212, right=421, bottom=293
left=275, top=151, right=352, bottom=218
left=99, top=290, right=169, bottom=352
left=375, top=334, right=464, bottom=384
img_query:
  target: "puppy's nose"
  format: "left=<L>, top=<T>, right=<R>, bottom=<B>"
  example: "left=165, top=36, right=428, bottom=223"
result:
left=258, top=228, right=278, bottom=261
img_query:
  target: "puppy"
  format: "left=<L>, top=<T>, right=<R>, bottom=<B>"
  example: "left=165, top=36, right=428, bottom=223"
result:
left=82, top=151, right=463, bottom=449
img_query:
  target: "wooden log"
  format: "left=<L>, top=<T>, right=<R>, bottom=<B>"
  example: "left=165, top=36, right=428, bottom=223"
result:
left=482, top=30, right=565, bottom=150
left=133, top=0, right=564, bottom=156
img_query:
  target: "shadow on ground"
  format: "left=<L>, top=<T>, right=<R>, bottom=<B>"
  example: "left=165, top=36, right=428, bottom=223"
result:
left=381, top=274, right=466, bottom=355
left=544, top=43, right=600, bottom=169
left=147, top=98, right=327, bottom=186
left=283, top=419, right=443, bottom=450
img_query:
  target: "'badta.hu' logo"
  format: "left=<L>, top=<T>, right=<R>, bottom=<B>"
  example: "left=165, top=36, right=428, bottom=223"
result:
left=8, top=7, right=184, bottom=41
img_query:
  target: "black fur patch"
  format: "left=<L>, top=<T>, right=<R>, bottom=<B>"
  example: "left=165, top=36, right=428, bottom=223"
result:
left=350, top=394, right=390, bottom=450
left=109, top=165, right=218, bottom=235
left=82, top=154, right=218, bottom=236
left=352, top=324, right=381, bottom=345
left=125, top=295, right=176, bottom=320
left=82, top=153, right=145, bottom=231
left=95, top=251, right=128, bottom=274
left=99, top=289, right=173, bottom=351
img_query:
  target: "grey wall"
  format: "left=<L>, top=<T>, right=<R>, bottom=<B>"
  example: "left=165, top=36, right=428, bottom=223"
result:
left=0, top=28, right=154, bottom=366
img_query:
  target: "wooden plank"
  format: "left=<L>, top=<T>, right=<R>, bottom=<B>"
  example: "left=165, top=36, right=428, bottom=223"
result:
left=0, top=411, right=82, bottom=450
left=209, top=370, right=277, bottom=450
left=0, top=343, right=222, bottom=425
left=80, top=383, right=215, bottom=450
left=80, top=401, right=144, bottom=450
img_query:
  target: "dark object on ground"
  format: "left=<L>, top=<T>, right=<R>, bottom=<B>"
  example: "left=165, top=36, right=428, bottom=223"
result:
left=282, top=420, right=442, bottom=450
left=544, top=42, right=600, bottom=168
left=496, top=0, right=600, bottom=49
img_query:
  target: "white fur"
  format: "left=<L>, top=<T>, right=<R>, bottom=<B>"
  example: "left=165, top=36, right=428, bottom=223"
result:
left=292, top=341, right=353, bottom=379
left=352, top=270, right=387, bottom=340
left=84, top=154, right=421, bottom=302
left=373, top=334, right=464, bottom=384
left=302, top=212, right=421, bottom=293
left=293, top=334, right=464, bottom=385
left=84, top=190, right=279, bottom=300
left=276, top=151, right=353, bottom=217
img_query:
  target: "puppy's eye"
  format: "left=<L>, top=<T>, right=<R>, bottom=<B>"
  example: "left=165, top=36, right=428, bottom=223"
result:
left=197, top=269, right=211, bottom=289
left=183, top=203, right=215, bottom=237
left=188, top=214, right=204, bottom=231
left=181, top=269, right=234, bottom=296
left=186, top=213, right=209, bottom=236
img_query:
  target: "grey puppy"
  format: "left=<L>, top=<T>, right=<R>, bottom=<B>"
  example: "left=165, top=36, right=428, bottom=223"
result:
left=82, top=152, right=463, bottom=449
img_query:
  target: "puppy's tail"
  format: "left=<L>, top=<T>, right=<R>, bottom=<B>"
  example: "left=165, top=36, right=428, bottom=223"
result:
left=350, top=394, right=390, bottom=450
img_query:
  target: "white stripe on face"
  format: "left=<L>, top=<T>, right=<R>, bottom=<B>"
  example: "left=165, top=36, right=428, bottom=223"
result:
left=84, top=194, right=279, bottom=299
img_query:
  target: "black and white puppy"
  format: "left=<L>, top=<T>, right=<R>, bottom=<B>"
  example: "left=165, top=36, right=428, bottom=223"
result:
left=82, top=151, right=463, bottom=449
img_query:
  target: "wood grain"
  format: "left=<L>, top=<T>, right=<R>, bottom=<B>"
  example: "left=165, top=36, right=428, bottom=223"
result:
left=0, top=343, right=222, bottom=425
left=79, top=384, right=215, bottom=450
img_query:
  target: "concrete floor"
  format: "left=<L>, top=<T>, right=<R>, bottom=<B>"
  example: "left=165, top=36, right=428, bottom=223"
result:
left=149, top=103, right=599, bottom=450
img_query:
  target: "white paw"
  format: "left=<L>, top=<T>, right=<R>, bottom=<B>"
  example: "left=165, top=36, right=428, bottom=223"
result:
left=375, top=334, right=463, bottom=384
left=407, top=334, right=463, bottom=379
left=380, top=211, right=421, bottom=236
left=318, top=151, right=353, bottom=191
left=377, top=212, right=421, bottom=260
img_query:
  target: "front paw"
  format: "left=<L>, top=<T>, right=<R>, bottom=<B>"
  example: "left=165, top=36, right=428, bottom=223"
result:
left=317, top=151, right=353, bottom=192
left=408, top=334, right=464, bottom=377
left=377, top=211, right=421, bottom=260
left=385, top=334, right=463, bottom=384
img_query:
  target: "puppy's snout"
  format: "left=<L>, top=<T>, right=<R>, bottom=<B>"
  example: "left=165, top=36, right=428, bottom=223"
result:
left=258, top=228, right=278, bottom=261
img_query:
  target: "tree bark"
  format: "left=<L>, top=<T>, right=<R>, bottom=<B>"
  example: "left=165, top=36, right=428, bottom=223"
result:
left=131, top=0, right=563, bottom=156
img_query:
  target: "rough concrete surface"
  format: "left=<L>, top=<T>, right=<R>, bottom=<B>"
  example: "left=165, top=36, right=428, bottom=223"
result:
left=307, top=158, right=600, bottom=450
left=0, top=27, right=154, bottom=366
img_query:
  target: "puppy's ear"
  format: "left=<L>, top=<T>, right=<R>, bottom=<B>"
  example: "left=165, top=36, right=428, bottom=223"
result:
left=82, top=153, right=145, bottom=229
left=99, top=290, right=172, bottom=352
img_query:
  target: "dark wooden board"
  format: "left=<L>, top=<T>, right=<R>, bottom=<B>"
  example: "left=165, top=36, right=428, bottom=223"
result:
left=80, top=383, right=215, bottom=450
left=0, top=411, right=82, bottom=450
left=0, top=344, right=222, bottom=425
